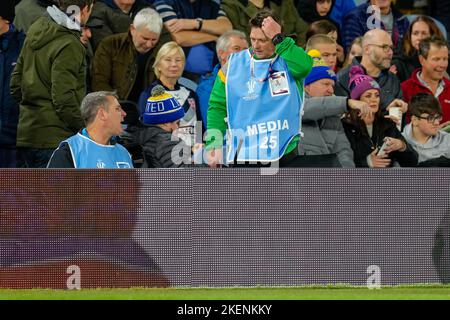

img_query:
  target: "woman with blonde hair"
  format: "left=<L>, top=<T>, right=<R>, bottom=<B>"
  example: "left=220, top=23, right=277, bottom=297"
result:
left=138, top=41, right=201, bottom=147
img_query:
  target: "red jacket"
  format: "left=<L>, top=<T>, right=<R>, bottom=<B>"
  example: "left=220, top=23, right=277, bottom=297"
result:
left=401, top=69, right=450, bottom=123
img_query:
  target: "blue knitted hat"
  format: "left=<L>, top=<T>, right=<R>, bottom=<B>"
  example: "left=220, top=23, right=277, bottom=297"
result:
left=141, top=85, right=185, bottom=125
left=304, top=49, right=337, bottom=86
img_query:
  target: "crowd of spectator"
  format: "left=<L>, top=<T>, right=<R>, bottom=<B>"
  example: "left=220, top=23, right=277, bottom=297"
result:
left=1, top=0, right=450, bottom=168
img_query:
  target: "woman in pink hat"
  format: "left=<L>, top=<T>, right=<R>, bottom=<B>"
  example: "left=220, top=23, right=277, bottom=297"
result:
left=341, top=65, right=418, bottom=168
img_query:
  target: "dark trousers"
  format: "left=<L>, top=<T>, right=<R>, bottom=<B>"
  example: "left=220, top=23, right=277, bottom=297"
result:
left=18, top=147, right=55, bottom=168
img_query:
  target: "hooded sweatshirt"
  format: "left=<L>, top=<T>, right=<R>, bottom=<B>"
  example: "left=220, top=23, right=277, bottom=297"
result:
left=10, top=6, right=85, bottom=149
left=295, top=0, right=335, bottom=24
left=402, top=123, right=450, bottom=163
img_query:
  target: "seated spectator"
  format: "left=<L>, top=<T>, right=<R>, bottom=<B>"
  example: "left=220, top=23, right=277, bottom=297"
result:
left=342, top=0, right=409, bottom=54
left=402, top=93, right=450, bottom=167
left=196, top=30, right=248, bottom=127
left=392, top=15, right=445, bottom=83
left=0, top=2, right=25, bottom=168
left=335, top=29, right=407, bottom=112
left=138, top=41, right=201, bottom=147
left=401, top=36, right=450, bottom=125
left=300, top=51, right=359, bottom=167
left=342, top=36, right=362, bottom=68
left=92, top=8, right=167, bottom=118
left=341, top=65, right=418, bottom=167
left=13, top=0, right=57, bottom=33
left=306, top=19, right=345, bottom=66
left=295, top=0, right=334, bottom=24
left=87, top=0, right=150, bottom=50
left=305, top=34, right=338, bottom=71
left=138, top=85, right=198, bottom=167
left=222, top=0, right=308, bottom=46
left=154, top=0, right=232, bottom=81
left=47, top=92, right=133, bottom=168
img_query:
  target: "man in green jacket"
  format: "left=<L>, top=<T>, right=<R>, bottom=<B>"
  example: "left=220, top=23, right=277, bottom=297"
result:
left=206, top=9, right=313, bottom=167
left=10, top=0, right=94, bottom=168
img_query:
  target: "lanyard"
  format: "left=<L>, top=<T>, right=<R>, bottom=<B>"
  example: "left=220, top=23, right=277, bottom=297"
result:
left=249, top=49, right=279, bottom=82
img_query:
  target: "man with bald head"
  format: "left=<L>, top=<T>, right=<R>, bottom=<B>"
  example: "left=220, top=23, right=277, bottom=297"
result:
left=335, top=29, right=406, bottom=112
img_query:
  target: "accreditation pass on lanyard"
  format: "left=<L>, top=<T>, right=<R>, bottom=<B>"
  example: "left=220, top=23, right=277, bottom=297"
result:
left=249, top=53, right=290, bottom=97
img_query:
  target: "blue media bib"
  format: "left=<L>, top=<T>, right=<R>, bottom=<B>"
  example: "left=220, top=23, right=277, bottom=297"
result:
left=65, top=129, right=133, bottom=168
left=225, top=49, right=303, bottom=163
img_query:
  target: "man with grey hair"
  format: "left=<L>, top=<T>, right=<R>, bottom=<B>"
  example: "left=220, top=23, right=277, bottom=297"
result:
left=92, top=7, right=170, bottom=108
left=335, top=28, right=407, bottom=112
left=87, top=0, right=151, bottom=50
left=47, top=91, right=133, bottom=168
left=196, top=29, right=248, bottom=127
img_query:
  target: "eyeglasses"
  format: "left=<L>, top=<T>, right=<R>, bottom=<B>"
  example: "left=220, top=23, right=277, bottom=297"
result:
left=414, top=114, right=443, bottom=123
left=367, top=43, right=394, bottom=53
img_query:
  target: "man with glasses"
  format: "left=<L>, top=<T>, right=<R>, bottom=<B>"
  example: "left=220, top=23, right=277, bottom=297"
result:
left=401, top=36, right=450, bottom=126
left=402, top=93, right=450, bottom=167
left=335, top=28, right=407, bottom=113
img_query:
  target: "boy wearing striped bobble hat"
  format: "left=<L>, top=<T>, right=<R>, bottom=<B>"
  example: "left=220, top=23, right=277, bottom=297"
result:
left=137, top=85, right=202, bottom=167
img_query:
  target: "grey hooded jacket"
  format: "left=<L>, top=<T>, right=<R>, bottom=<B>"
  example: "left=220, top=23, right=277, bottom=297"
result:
left=402, top=123, right=450, bottom=163
left=299, top=95, right=355, bottom=168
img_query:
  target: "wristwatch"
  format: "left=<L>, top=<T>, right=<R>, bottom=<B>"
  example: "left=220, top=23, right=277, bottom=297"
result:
left=196, top=18, right=203, bottom=31
left=272, top=33, right=285, bottom=46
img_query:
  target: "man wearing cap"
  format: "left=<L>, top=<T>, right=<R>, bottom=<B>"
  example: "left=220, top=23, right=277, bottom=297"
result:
left=47, top=91, right=133, bottom=168
left=206, top=9, right=313, bottom=167
left=0, top=1, right=25, bottom=167
left=300, top=51, right=371, bottom=168
left=10, top=0, right=95, bottom=168
left=137, top=85, right=199, bottom=168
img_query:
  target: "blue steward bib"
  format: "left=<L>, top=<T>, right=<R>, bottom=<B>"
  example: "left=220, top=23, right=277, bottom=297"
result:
left=225, top=49, right=303, bottom=163
left=64, top=129, right=133, bottom=168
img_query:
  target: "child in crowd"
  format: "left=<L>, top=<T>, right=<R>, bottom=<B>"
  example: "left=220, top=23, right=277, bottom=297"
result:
left=402, top=93, right=450, bottom=166
left=137, top=85, right=202, bottom=168
left=342, top=36, right=362, bottom=68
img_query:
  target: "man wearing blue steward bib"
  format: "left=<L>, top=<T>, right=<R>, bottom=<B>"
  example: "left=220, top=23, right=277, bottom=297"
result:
left=47, top=91, right=133, bottom=168
left=205, top=9, right=313, bottom=167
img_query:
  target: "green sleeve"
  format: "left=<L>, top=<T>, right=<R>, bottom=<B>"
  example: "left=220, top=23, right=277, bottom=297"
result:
left=275, top=37, right=313, bottom=81
left=275, top=37, right=312, bottom=155
left=51, top=43, right=85, bottom=132
left=205, top=74, right=227, bottom=150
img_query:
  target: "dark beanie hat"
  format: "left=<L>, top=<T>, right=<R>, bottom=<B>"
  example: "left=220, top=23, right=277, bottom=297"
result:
left=0, top=0, right=17, bottom=23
